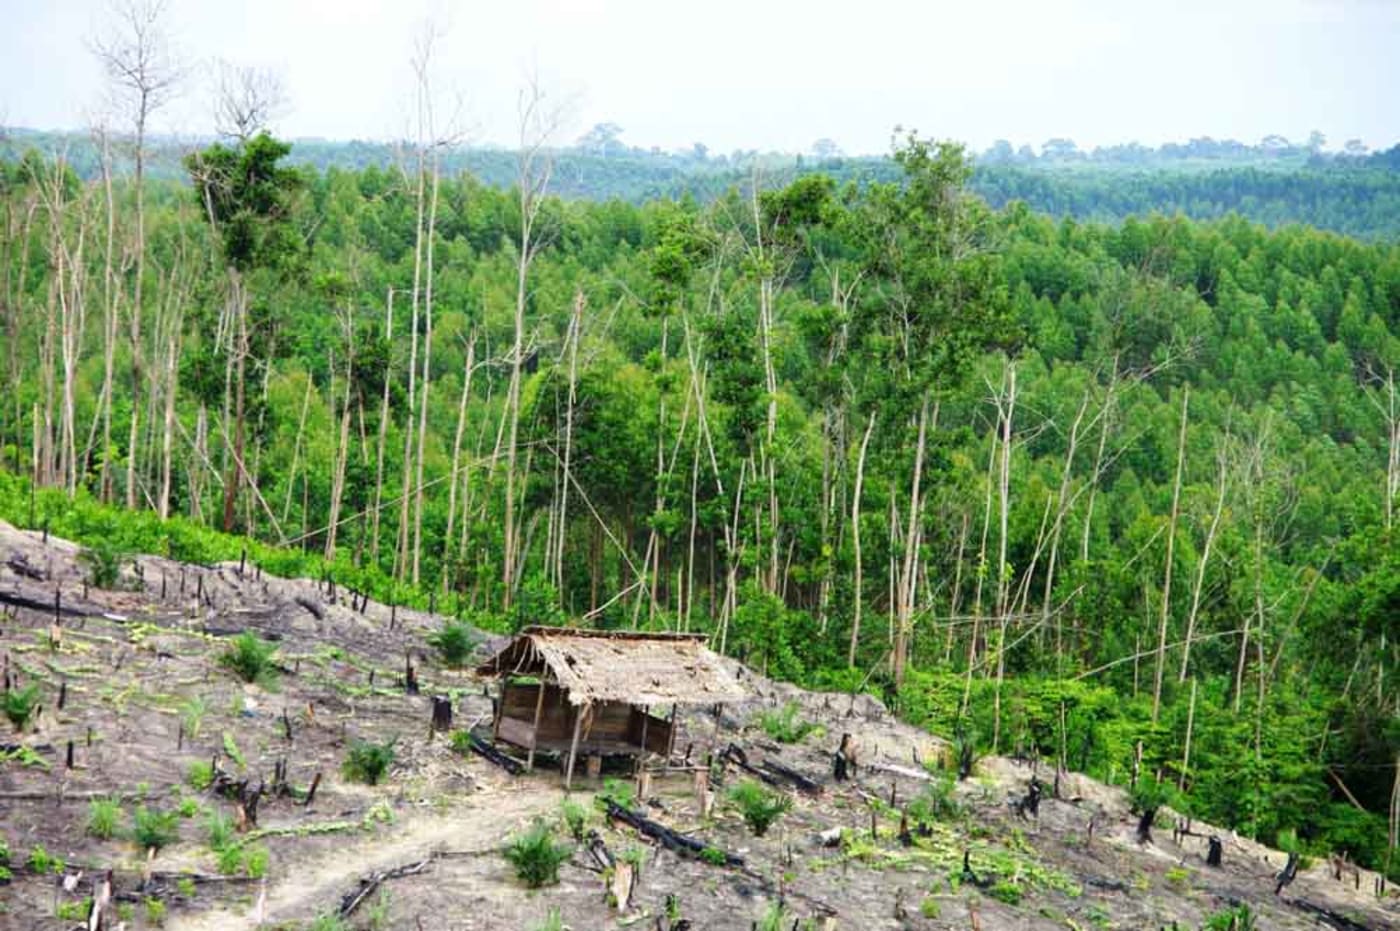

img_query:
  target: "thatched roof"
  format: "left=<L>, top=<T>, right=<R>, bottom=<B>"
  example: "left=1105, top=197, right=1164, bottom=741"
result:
left=475, top=626, right=745, bottom=707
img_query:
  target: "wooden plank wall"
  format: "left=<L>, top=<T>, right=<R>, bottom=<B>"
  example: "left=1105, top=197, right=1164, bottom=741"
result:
left=499, top=681, right=674, bottom=754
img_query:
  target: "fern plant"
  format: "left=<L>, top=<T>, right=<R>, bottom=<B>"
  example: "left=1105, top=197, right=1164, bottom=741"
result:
left=219, top=632, right=279, bottom=685
left=504, top=820, right=573, bottom=888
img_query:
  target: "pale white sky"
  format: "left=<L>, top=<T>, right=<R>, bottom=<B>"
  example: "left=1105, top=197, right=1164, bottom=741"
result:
left=2, top=0, right=1397, bottom=155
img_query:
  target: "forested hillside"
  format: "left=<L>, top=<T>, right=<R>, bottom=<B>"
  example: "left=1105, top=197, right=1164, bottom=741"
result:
left=2, top=127, right=1398, bottom=881
left=6, top=127, right=1400, bottom=238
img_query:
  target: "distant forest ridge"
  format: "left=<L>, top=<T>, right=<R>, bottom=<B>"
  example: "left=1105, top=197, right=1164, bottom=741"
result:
left=4, top=127, right=1400, bottom=239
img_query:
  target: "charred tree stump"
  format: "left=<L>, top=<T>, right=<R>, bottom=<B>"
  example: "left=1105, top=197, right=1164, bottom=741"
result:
left=304, top=771, right=322, bottom=807
left=404, top=655, right=418, bottom=695
left=834, top=733, right=858, bottom=781
left=1207, top=835, right=1223, bottom=867
left=1275, top=851, right=1299, bottom=895
left=1013, top=778, right=1042, bottom=820
left=430, top=695, right=453, bottom=736
left=1136, top=806, right=1157, bottom=845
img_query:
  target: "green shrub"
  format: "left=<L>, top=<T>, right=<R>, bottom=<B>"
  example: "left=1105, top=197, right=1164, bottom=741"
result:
left=216, top=844, right=244, bottom=875
left=244, top=845, right=269, bottom=878
left=218, top=632, right=279, bottom=685
left=596, top=777, right=636, bottom=811
left=308, top=915, right=351, bottom=931
left=131, top=806, right=180, bottom=853
left=205, top=810, right=234, bottom=851
left=187, top=760, right=214, bottom=790
left=727, top=779, right=792, bottom=837
left=907, top=771, right=961, bottom=822
left=180, top=696, right=208, bottom=741
left=86, top=797, right=124, bottom=840
left=1203, top=904, right=1256, bottom=930
left=176, top=877, right=196, bottom=898
left=988, top=880, right=1023, bottom=905
left=427, top=621, right=477, bottom=667
left=756, top=900, right=794, bottom=931
left=79, top=541, right=128, bottom=588
left=144, top=896, right=167, bottom=926
left=26, top=844, right=64, bottom=874
left=757, top=702, right=818, bottom=744
left=448, top=729, right=473, bottom=754
left=532, top=908, right=565, bottom=931
left=503, top=820, right=573, bottom=888
left=699, top=846, right=727, bottom=866
left=177, top=796, right=201, bottom=818
left=342, top=738, right=397, bottom=785
left=560, top=798, right=590, bottom=841
left=2, top=684, right=41, bottom=731
left=55, top=898, right=92, bottom=920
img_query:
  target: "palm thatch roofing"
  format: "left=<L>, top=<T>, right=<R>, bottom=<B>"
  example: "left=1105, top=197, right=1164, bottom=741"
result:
left=475, top=626, right=745, bottom=707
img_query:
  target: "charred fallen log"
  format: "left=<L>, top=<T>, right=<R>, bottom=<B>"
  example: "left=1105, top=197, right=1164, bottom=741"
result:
left=604, top=799, right=742, bottom=867
left=466, top=734, right=524, bottom=775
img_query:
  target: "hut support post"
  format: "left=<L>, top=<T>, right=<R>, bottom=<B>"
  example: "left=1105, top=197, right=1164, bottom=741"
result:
left=666, top=704, right=679, bottom=758
left=639, top=709, right=650, bottom=761
left=565, top=703, right=588, bottom=789
left=526, top=678, right=549, bottom=772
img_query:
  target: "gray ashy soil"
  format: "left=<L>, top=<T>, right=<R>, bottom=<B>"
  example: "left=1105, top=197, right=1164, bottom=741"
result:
left=0, top=519, right=1396, bottom=930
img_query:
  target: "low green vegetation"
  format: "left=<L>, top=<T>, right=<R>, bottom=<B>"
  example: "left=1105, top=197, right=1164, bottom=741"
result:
left=559, top=798, right=590, bottom=842
left=131, top=806, right=180, bottom=853
left=426, top=621, right=477, bottom=668
left=341, top=738, right=397, bottom=785
left=219, top=632, right=279, bottom=686
left=78, top=540, right=128, bottom=588
left=187, top=760, right=215, bottom=790
left=727, top=779, right=793, bottom=837
left=2, top=684, right=41, bottom=731
left=1202, top=904, right=1256, bottom=930
left=85, top=797, right=123, bottom=840
left=756, top=702, right=819, bottom=744
left=503, top=820, right=573, bottom=888
left=26, top=844, right=64, bottom=875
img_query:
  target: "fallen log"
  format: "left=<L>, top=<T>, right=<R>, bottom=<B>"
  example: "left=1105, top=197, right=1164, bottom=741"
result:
left=467, top=734, right=524, bottom=775
left=339, top=858, right=433, bottom=918
left=604, top=799, right=742, bottom=867
left=1286, top=898, right=1375, bottom=931
left=719, top=743, right=820, bottom=796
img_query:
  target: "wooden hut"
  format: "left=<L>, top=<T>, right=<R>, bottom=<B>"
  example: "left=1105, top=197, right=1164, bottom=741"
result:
left=476, top=626, right=745, bottom=786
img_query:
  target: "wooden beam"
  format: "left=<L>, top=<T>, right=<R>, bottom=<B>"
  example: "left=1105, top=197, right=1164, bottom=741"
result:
left=526, top=679, right=548, bottom=772
left=565, top=703, right=588, bottom=789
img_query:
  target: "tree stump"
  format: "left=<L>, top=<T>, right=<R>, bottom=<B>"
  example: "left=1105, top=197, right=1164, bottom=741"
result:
left=430, top=695, right=453, bottom=735
left=1207, top=835, right=1223, bottom=867
left=609, top=859, right=636, bottom=910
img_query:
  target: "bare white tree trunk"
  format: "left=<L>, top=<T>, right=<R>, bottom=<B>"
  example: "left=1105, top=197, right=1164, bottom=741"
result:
left=1152, top=387, right=1189, bottom=722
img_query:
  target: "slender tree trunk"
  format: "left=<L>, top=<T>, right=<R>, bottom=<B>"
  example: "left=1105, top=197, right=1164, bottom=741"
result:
left=849, top=411, right=876, bottom=667
left=893, top=396, right=931, bottom=686
left=992, top=363, right=1016, bottom=754
left=1179, top=432, right=1229, bottom=682
left=1153, top=386, right=1189, bottom=723
left=411, top=147, right=441, bottom=585
left=370, top=288, right=394, bottom=567
left=443, top=331, right=477, bottom=591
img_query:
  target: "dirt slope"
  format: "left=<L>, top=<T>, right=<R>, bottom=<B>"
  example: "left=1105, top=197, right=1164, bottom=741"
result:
left=0, top=519, right=1395, bottom=930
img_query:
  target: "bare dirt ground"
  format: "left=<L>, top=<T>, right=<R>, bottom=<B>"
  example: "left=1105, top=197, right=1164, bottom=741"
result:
left=1, top=518, right=1396, bottom=930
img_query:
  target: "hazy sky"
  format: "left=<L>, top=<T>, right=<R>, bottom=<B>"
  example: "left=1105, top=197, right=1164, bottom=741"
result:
left=2, top=0, right=1397, bottom=155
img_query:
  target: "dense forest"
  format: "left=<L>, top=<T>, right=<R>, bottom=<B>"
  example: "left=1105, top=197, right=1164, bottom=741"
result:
left=7, top=126, right=1400, bottom=239
left=2, top=115, right=1399, bottom=882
